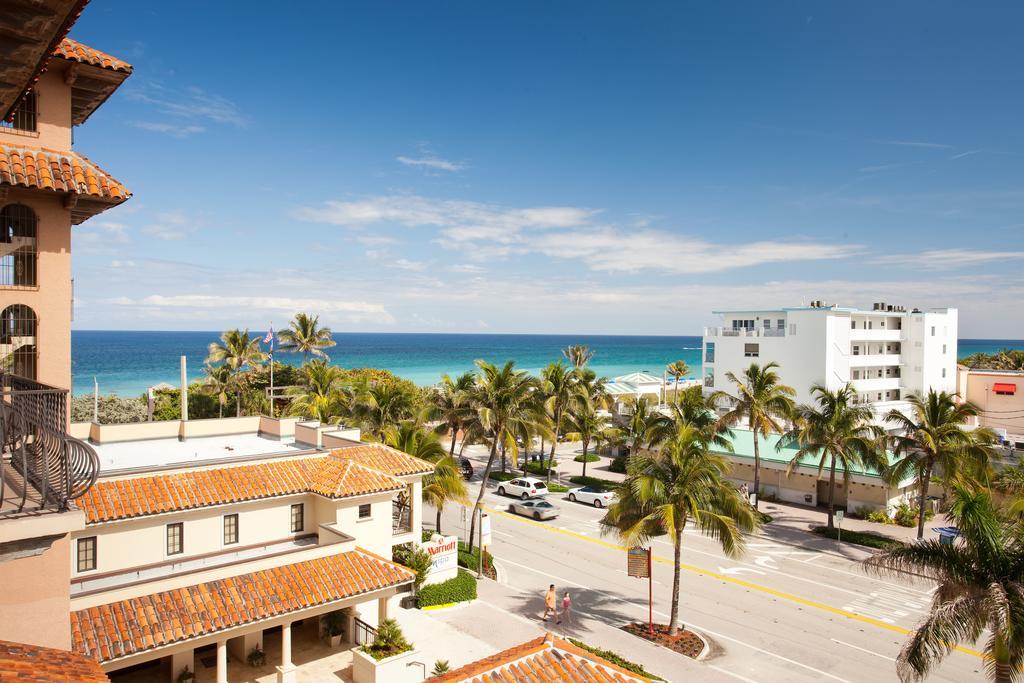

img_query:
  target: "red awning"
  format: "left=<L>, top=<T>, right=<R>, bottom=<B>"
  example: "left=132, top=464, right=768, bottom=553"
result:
left=993, top=383, right=1017, bottom=393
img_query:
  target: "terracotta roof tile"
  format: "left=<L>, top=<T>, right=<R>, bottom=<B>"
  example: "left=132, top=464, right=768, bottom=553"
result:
left=0, top=639, right=108, bottom=682
left=0, top=144, right=130, bottom=203
left=53, top=38, right=132, bottom=73
left=330, top=443, right=434, bottom=476
left=433, top=634, right=652, bottom=683
left=71, top=549, right=413, bottom=664
left=78, top=456, right=404, bottom=524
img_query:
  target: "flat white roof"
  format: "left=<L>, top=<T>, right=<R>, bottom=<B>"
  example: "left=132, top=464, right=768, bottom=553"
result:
left=92, top=433, right=308, bottom=475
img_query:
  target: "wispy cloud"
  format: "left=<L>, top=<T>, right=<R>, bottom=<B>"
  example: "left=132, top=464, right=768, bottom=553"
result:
left=858, top=161, right=922, bottom=173
left=397, top=155, right=464, bottom=172
left=950, top=149, right=983, bottom=160
left=126, top=83, right=247, bottom=128
left=394, top=258, right=428, bottom=271
left=448, top=263, right=487, bottom=274
left=876, top=140, right=953, bottom=149
left=131, top=121, right=206, bottom=138
left=141, top=210, right=196, bottom=241
left=879, top=248, right=1024, bottom=270
left=106, top=295, right=393, bottom=324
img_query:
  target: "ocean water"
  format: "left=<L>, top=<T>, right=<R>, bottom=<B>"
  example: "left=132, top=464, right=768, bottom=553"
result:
left=70, top=331, right=1024, bottom=397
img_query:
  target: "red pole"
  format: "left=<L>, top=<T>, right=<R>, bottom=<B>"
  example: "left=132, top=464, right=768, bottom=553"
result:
left=648, top=547, right=654, bottom=636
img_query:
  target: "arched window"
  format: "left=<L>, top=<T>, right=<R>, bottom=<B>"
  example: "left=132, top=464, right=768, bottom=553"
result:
left=0, top=204, right=37, bottom=287
left=0, top=304, right=36, bottom=379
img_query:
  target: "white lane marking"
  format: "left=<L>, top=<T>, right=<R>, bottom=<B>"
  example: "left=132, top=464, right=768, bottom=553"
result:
left=492, top=529, right=515, bottom=538
left=830, top=638, right=897, bottom=662
left=754, top=556, right=778, bottom=569
left=500, top=557, right=849, bottom=682
left=842, top=586, right=929, bottom=623
left=710, top=664, right=758, bottom=683
left=719, top=566, right=766, bottom=577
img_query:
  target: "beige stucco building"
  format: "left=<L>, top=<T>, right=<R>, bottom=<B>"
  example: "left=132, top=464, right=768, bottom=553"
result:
left=957, top=365, right=1024, bottom=447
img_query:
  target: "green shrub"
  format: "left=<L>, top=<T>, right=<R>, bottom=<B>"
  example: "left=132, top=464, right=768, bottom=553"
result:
left=418, top=569, right=477, bottom=607
left=566, top=639, right=665, bottom=681
left=847, top=505, right=875, bottom=521
left=524, top=461, right=555, bottom=476
left=811, top=525, right=903, bottom=550
left=71, top=394, right=147, bottom=424
left=866, top=510, right=891, bottom=524
left=393, top=545, right=431, bottom=592
left=361, top=618, right=412, bottom=660
left=432, top=660, right=451, bottom=676
left=608, top=457, right=627, bottom=473
left=568, top=475, right=618, bottom=491
left=488, top=471, right=517, bottom=482
left=573, top=453, right=600, bottom=463
left=547, top=483, right=569, bottom=493
left=456, top=541, right=492, bottom=571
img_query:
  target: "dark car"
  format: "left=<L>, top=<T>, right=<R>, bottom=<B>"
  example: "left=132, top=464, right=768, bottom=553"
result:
left=459, top=457, right=474, bottom=480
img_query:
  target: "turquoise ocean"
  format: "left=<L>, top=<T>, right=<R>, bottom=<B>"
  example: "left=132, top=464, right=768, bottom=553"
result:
left=70, top=331, right=1024, bottom=397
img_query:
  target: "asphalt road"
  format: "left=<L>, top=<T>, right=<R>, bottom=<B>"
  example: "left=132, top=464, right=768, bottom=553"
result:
left=433, top=447, right=987, bottom=683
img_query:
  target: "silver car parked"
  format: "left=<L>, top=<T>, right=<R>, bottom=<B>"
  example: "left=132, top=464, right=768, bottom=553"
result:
left=507, top=498, right=560, bottom=521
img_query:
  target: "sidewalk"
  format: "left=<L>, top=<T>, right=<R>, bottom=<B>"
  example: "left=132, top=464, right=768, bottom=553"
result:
left=426, top=576, right=727, bottom=682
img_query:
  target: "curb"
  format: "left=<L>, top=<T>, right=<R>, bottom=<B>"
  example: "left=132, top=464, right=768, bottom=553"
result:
left=618, top=622, right=710, bottom=663
left=420, top=599, right=475, bottom=611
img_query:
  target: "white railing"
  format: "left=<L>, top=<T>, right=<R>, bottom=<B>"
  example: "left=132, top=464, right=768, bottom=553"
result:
left=705, top=327, right=785, bottom=338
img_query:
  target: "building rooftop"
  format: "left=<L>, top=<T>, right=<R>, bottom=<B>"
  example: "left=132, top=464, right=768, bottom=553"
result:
left=720, top=429, right=886, bottom=478
left=335, top=443, right=435, bottom=477
left=0, top=638, right=108, bottom=682
left=92, top=433, right=308, bottom=473
left=79, top=454, right=407, bottom=524
left=53, top=37, right=132, bottom=73
left=433, top=633, right=652, bottom=682
left=71, top=549, right=413, bottom=664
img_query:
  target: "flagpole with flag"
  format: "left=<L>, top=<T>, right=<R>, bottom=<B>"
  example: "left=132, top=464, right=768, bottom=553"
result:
left=264, top=324, right=274, bottom=416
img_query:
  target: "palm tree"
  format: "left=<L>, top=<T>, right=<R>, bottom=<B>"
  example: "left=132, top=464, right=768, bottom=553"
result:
left=866, top=485, right=1024, bottom=682
left=666, top=360, right=689, bottom=401
left=351, top=381, right=417, bottom=440
left=466, top=360, right=543, bottom=549
left=277, top=312, right=337, bottom=363
left=621, top=395, right=672, bottom=457
left=206, top=329, right=268, bottom=417
left=562, top=344, right=594, bottom=370
left=431, top=372, right=477, bottom=456
left=720, top=362, right=796, bottom=510
left=383, top=422, right=447, bottom=461
left=778, top=384, right=885, bottom=530
left=564, top=395, right=617, bottom=478
left=202, top=364, right=233, bottom=418
left=286, top=359, right=348, bottom=423
left=541, top=362, right=577, bottom=481
left=666, top=385, right=733, bottom=452
left=885, top=390, right=998, bottom=540
left=422, top=456, right=468, bottom=534
left=601, top=424, right=758, bottom=636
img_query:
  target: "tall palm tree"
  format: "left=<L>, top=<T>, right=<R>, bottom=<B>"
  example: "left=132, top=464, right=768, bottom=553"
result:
left=666, top=385, right=733, bottom=452
left=541, top=362, right=577, bottom=481
left=431, top=371, right=477, bottom=456
left=621, top=395, right=672, bottom=457
left=778, top=384, right=885, bottom=530
left=422, top=456, right=468, bottom=534
left=601, top=424, right=758, bottom=635
left=383, top=421, right=447, bottom=461
left=666, top=360, right=690, bottom=401
left=885, top=390, right=998, bottom=540
left=562, top=344, right=594, bottom=370
left=202, top=364, right=233, bottom=418
left=466, top=360, right=543, bottom=549
left=866, top=486, right=1024, bottom=682
left=277, top=312, right=337, bottom=363
left=351, top=381, right=417, bottom=440
left=206, top=329, right=268, bottom=417
left=285, top=359, right=348, bottom=423
left=720, top=362, right=796, bottom=510
left=564, top=395, right=617, bottom=478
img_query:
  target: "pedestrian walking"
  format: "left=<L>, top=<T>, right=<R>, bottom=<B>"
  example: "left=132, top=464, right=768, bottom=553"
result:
left=557, top=591, right=573, bottom=625
left=542, top=584, right=557, bottom=621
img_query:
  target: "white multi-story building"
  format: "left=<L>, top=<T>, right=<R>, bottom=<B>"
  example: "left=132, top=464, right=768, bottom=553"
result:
left=702, top=301, right=958, bottom=418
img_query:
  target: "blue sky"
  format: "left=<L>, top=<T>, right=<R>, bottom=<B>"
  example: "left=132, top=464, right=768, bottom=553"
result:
left=68, top=1, right=1024, bottom=336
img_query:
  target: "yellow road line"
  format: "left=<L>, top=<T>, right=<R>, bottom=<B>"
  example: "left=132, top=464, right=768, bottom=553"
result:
left=480, top=504, right=984, bottom=660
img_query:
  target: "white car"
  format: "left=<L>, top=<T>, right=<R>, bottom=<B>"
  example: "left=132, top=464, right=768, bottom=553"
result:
left=567, top=485, right=616, bottom=508
left=508, top=498, right=560, bottom=520
left=496, top=477, right=549, bottom=500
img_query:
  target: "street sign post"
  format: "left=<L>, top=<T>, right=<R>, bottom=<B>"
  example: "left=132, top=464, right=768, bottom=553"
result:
left=836, top=509, right=844, bottom=547
left=627, top=547, right=654, bottom=635
left=478, top=512, right=492, bottom=578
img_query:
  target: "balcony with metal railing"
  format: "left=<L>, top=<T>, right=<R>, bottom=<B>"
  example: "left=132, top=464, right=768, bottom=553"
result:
left=0, top=373, right=99, bottom=517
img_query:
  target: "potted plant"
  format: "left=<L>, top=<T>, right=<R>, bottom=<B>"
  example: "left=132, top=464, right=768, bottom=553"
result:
left=246, top=646, right=266, bottom=668
left=176, top=666, right=196, bottom=683
left=352, top=618, right=417, bottom=683
left=322, top=610, right=345, bottom=647
left=432, top=660, right=451, bottom=676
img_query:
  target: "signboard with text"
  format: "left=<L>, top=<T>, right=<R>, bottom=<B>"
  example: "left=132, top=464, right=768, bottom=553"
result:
left=422, top=534, right=459, bottom=585
left=627, top=547, right=650, bottom=578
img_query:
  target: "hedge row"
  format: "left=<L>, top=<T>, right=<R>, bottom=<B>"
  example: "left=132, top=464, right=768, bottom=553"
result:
left=487, top=471, right=517, bottom=482
left=566, top=638, right=665, bottom=681
left=418, top=570, right=478, bottom=607
left=811, top=525, right=903, bottom=550
left=457, top=541, right=492, bottom=571
left=573, top=454, right=601, bottom=463
left=568, top=475, right=620, bottom=492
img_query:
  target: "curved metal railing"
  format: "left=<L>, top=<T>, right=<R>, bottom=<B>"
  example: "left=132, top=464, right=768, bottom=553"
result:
left=1, top=373, right=99, bottom=514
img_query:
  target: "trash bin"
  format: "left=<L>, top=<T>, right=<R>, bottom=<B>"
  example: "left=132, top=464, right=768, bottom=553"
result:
left=934, top=527, right=959, bottom=545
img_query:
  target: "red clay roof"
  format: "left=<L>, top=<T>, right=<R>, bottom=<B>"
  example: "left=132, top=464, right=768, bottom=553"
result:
left=0, top=144, right=129, bottom=203
left=53, top=38, right=132, bottom=73
left=71, top=549, right=413, bottom=664
left=433, top=634, right=653, bottom=683
left=78, top=456, right=404, bottom=524
left=0, top=639, right=108, bottom=682
left=331, top=444, right=434, bottom=476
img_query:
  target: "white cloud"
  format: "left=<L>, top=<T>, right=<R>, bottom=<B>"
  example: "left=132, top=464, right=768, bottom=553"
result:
left=449, top=263, right=486, bottom=274
left=394, top=258, right=428, bottom=271
left=106, top=295, right=394, bottom=324
left=126, top=83, right=246, bottom=127
left=141, top=210, right=196, bottom=241
left=132, top=121, right=206, bottom=138
left=876, top=140, right=953, bottom=149
left=879, top=248, right=1024, bottom=270
left=950, top=149, right=982, bottom=160
left=397, top=155, right=464, bottom=172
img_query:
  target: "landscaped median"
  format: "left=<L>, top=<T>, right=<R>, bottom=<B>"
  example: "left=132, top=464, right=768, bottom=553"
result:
left=811, top=525, right=904, bottom=550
